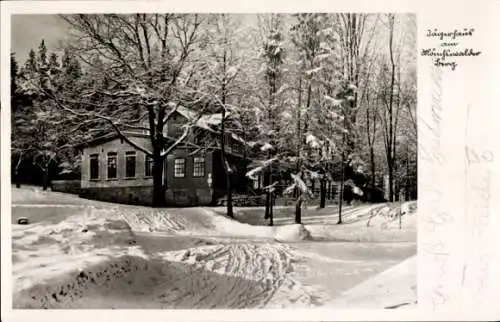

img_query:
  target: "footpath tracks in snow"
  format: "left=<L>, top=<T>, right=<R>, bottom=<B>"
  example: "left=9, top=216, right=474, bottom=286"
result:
left=11, top=188, right=417, bottom=309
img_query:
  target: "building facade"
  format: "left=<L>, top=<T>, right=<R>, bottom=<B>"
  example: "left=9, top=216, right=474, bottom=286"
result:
left=77, top=108, right=250, bottom=206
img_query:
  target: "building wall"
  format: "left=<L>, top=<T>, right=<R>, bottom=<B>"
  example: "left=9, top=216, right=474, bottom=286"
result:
left=79, top=136, right=156, bottom=205
left=80, top=186, right=154, bottom=206
left=52, top=180, right=82, bottom=195
left=81, top=137, right=153, bottom=189
left=165, top=148, right=214, bottom=206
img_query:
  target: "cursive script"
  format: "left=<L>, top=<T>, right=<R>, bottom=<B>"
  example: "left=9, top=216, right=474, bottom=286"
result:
left=421, top=27, right=481, bottom=71
left=419, top=67, right=445, bottom=165
left=462, top=102, right=494, bottom=304
left=426, top=28, right=475, bottom=40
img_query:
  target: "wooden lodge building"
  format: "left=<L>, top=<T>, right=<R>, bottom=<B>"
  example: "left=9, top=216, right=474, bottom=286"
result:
left=76, top=106, right=252, bottom=206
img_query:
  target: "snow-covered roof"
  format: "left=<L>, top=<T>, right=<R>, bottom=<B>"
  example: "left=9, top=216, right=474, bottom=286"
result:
left=74, top=131, right=149, bottom=149
left=169, top=105, right=224, bottom=133
left=196, top=113, right=224, bottom=132
left=175, top=105, right=198, bottom=121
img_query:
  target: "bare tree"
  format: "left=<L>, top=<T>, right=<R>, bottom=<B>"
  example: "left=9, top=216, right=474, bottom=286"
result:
left=47, top=14, right=209, bottom=206
left=334, top=13, right=371, bottom=223
left=379, top=14, right=400, bottom=202
left=204, top=14, right=249, bottom=218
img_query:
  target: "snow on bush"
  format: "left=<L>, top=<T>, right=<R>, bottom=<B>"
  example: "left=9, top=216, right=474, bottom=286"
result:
left=366, top=202, right=418, bottom=229
left=401, top=201, right=417, bottom=215
left=274, top=224, right=310, bottom=242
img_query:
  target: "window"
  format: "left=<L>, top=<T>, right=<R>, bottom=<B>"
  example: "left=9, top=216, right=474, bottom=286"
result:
left=89, top=154, right=99, bottom=180
left=231, top=137, right=242, bottom=154
left=125, top=151, right=136, bottom=178
left=193, top=157, right=205, bottom=177
left=174, top=158, right=186, bottom=178
left=145, top=155, right=153, bottom=177
left=170, top=118, right=185, bottom=137
left=107, top=152, right=117, bottom=179
left=173, top=124, right=185, bottom=137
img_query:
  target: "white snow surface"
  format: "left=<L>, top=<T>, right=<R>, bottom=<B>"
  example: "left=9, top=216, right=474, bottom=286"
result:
left=329, top=255, right=417, bottom=309
left=12, top=188, right=416, bottom=309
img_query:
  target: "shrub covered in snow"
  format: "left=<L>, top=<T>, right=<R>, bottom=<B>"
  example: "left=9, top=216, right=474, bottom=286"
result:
left=274, top=224, right=310, bottom=242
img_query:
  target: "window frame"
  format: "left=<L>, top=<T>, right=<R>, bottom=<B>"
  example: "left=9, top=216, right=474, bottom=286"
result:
left=192, top=156, right=205, bottom=177
left=89, top=154, right=99, bottom=180
left=106, top=152, right=118, bottom=180
left=145, top=155, right=154, bottom=177
left=169, top=117, right=185, bottom=137
left=125, top=151, right=136, bottom=178
left=173, top=158, right=186, bottom=178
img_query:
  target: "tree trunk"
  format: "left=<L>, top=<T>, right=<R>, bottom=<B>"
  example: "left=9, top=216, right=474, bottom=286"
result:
left=226, top=171, right=233, bottom=217
left=295, top=197, right=302, bottom=224
left=295, top=74, right=303, bottom=222
left=269, top=192, right=274, bottom=226
left=15, top=170, right=21, bottom=188
left=388, top=159, right=394, bottom=202
left=387, top=14, right=396, bottom=203
left=265, top=160, right=273, bottom=225
left=265, top=188, right=270, bottom=219
left=220, top=113, right=233, bottom=218
left=152, top=150, right=165, bottom=207
left=370, top=146, right=376, bottom=202
left=15, top=155, right=22, bottom=188
left=338, top=154, right=345, bottom=224
left=220, top=49, right=233, bottom=218
left=264, top=164, right=274, bottom=222
left=405, top=146, right=410, bottom=201
left=319, top=178, right=326, bottom=208
left=42, top=167, right=49, bottom=191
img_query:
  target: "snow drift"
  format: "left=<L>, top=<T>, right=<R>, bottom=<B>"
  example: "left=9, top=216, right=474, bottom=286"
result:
left=329, top=255, right=417, bottom=309
left=14, top=254, right=283, bottom=309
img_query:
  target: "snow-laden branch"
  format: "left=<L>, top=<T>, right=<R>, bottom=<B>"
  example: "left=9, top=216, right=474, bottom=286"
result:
left=38, top=86, right=154, bottom=156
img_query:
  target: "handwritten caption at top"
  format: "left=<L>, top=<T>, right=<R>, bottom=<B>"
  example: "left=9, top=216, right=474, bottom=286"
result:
left=421, top=28, right=481, bottom=71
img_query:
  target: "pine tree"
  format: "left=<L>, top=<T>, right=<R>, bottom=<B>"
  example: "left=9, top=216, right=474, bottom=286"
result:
left=11, top=53, right=19, bottom=112
left=38, top=40, right=50, bottom=95
left=11, top=53, right=24, bottom=187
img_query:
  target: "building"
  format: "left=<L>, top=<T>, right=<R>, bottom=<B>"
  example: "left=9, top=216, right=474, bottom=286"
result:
left=76, top=106, right=251, bottom=206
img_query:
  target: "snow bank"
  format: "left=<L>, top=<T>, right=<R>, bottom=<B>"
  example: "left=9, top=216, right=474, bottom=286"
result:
left=274, top=224, right=310, bottom=242
left=203, top=210, right=311, bottom=242
left=14, top=243, right=325, bottom=309
left=329, top=256, right=417, bottom=309
left=306, top=206, right=416, bottom=242
left=11, top=206, right=141, bottom=293
left=207, top=210, right=275, bottom=238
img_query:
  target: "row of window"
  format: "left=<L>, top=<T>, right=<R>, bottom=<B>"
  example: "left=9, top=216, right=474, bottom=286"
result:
left=173, top=157, right=205, bottom=178
left=89, top=152, right=205, bottom=180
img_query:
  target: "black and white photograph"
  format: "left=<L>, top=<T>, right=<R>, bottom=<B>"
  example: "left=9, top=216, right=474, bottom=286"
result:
left=9, top=13, right=417, bottom=310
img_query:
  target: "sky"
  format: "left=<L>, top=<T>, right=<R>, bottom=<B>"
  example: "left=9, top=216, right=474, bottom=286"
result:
left=11, top=15, right=69, bottom=62
left=10, top=13, right=259, bottom=64
left=10, top=13, right=414, bottom=67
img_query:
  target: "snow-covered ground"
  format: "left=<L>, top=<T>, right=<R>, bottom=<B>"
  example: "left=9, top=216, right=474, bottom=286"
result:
left=11, top=186, right=416, bottom=309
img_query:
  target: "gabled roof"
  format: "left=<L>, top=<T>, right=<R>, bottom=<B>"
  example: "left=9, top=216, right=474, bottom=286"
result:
left=75, top=106, right=248, bottom=150
left=74, top=131, right=149, bottom=149
left=174, top=106, right=224, bottom=133
left=175, top=105, right=198, bottom=121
